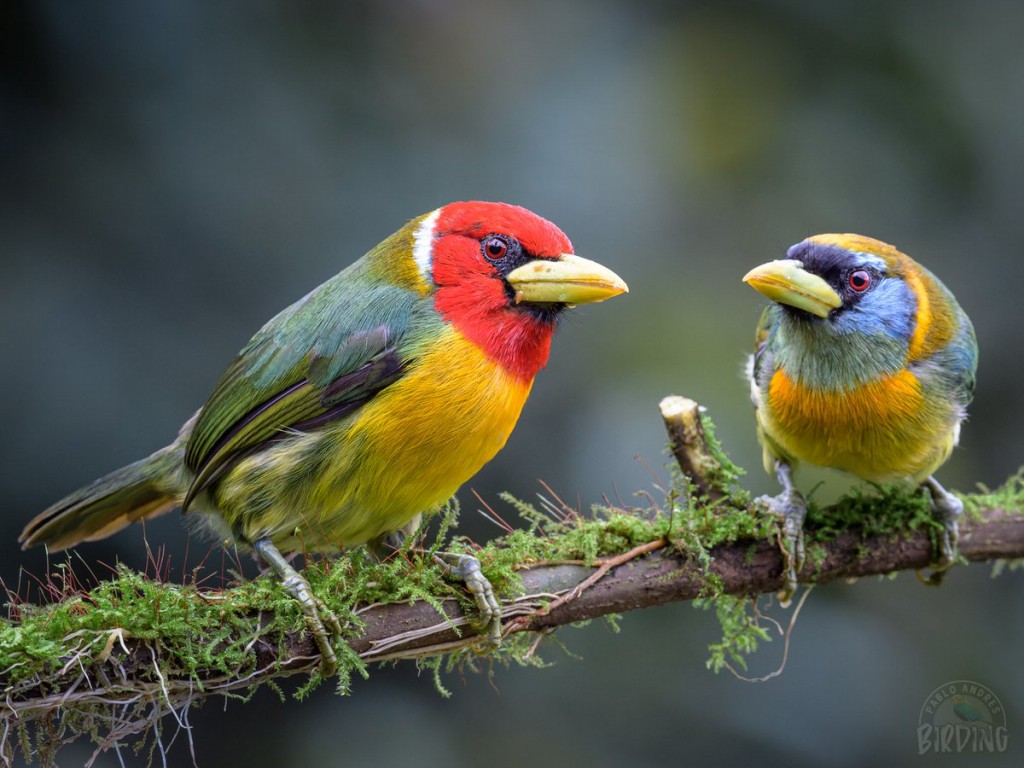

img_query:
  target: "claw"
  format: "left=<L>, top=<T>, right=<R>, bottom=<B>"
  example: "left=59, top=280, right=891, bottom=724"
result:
left=254, top=537, right=341, bottom=676
left=374, top=530, right=503, bottom=646
left=916, top=476, right=963, bottom=587
left=434, top=551, right=502, bottom=646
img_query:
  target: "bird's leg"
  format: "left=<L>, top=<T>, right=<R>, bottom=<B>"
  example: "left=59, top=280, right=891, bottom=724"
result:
left=252, top=536, right=342, bottom=676
left=432, top=551, right=502, bottom=646
left=757, top=459, right=806, bottom=605
left=918, top=476, right=963, bottom=586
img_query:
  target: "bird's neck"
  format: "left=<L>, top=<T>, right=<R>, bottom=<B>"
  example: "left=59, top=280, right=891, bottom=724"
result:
left=775, top=311, right=909, bottom=392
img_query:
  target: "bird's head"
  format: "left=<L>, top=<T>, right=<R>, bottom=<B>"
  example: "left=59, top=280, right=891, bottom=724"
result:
left=743, top=234, right=923, bottom=343
left=395, top=201, right=628, bottom=379
left=416, top=201, right=627, bottom=318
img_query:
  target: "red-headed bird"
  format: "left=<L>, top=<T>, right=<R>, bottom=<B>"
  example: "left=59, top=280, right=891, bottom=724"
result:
left=744, top=234, right=976, bottom=600
left=21, top=201, right=628, bottom=673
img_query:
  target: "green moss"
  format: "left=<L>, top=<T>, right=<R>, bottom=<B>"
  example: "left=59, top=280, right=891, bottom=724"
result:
left=967, top=469, right=1024, bottom=579
left=478, top=493, right=669, bottom=567
left=696, top=407, right=748, bottom=498
left=694, top=594, right=771, bottom=674
left=964, top=468, right=1024, bottom=518
left=990, top=559, right=1024, bottom=577
left=804, top=483, right=934, bottom=541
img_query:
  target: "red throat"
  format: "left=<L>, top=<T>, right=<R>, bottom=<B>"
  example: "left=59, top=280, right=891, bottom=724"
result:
left=434, top=285, right=556, bottom=382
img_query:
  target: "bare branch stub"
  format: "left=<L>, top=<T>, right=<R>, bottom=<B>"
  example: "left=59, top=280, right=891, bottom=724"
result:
left=659, top=395, right=729, bottom=501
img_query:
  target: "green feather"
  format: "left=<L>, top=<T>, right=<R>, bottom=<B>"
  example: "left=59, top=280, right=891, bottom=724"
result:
left=20, top=442, right=185, bottom=550
left=767, top=307, right=909, bottom=391
left=182, top=235, right=437, bottom=511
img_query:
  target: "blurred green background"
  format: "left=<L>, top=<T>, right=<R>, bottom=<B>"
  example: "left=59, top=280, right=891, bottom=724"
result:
left=2, top=1, right=1022, bottom=766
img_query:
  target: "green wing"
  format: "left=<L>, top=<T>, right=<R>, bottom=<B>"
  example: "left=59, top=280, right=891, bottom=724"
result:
left=182, top=264, right=427, bottom=510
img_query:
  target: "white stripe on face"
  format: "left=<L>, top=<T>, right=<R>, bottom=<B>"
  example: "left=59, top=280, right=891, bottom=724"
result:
left=412, top=208, right=441, bottom=285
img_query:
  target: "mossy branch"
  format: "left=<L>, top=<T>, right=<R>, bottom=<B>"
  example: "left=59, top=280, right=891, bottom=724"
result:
left=2, top=397, right=1023, bottom=765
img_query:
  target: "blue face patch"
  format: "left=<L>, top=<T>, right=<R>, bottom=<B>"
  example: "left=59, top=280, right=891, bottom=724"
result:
left=831, top=272, right=917, bottom=342
left=786, top=243, right=914, bottom=342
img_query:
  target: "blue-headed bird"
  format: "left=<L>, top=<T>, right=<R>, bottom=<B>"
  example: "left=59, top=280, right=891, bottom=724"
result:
left=743, top=234, right=977, bottom=599
left=20, top=201, right=628, bottom=673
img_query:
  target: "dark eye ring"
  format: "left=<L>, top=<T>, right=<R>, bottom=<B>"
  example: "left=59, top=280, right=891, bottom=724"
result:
left=849, top=269, right=871, bottom=292
left=483, top=236, right=509, bottom=261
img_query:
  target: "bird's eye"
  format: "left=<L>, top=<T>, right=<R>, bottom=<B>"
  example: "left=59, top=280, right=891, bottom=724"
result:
left=483, top=236, right=509, bottom=261
left=849, top=270, right=871, bottom=292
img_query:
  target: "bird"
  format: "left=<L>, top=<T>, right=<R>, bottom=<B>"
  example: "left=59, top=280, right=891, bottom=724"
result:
left=20, top=201, right=628, bottom=674
left=743, top=233, right=977, bottom=601
left=952, top=695, right=990, bottom=725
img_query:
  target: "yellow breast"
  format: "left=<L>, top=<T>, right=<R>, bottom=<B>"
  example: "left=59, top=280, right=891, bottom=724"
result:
left=760, top=369, right=956, bottom=482
left=218, top=324, right=533, bottom=551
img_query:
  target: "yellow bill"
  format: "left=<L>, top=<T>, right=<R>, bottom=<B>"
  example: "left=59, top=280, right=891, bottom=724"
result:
left=506, top=253, right=628, bottom=306
left=743, top=259, right=841, bottom=319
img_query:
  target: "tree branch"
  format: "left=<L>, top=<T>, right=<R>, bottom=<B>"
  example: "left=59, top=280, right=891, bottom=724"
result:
left=5, top=506, right=1020, bottom=725
left=278, top=504, right=1024, bottom=662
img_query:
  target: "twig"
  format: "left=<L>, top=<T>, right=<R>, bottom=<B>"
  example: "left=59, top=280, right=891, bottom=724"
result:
left=505, top=538, right=667, bottom=634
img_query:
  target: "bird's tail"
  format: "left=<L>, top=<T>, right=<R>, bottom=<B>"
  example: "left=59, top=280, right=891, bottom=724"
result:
left=20, top=441, right=186, bottom=552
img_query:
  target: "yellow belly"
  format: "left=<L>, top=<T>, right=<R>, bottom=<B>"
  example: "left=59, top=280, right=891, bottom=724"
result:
left=759, top=369, right=957, bottom=483
left=216, top=325, right=532, bottom=551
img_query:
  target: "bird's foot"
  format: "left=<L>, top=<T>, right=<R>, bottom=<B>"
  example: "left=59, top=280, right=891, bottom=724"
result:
left=916, top=477, right=963, bottom=587
left=278, top=570, right=344, bottom=677
left=755, top=490, right=807, bottom=606
left=434, top=551, right=502, bottom=646
left=254, top=537, right=342, bottom=677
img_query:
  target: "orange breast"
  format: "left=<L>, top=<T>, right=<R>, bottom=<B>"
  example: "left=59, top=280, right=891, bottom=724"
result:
left=762, top=368, right=953, bottom=482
